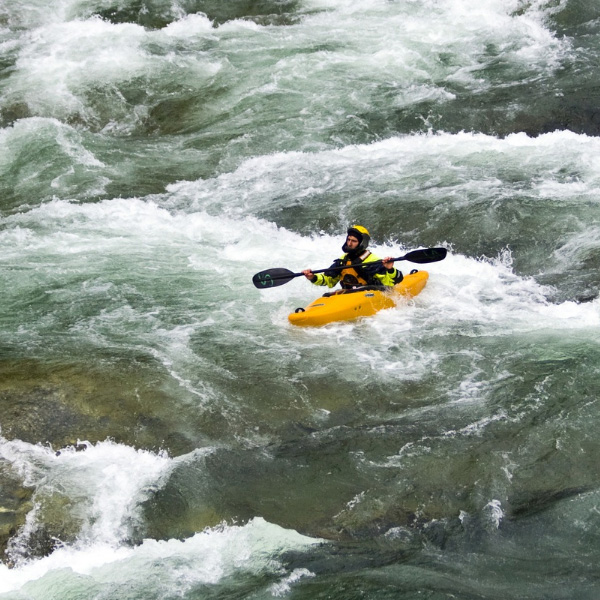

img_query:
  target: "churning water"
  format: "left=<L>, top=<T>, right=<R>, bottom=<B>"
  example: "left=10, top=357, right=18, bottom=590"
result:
left=1, top=0, right=600, bottom=598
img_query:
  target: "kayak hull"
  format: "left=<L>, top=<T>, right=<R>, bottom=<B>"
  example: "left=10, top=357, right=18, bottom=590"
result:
left=288, top=270, right=429, bottom=327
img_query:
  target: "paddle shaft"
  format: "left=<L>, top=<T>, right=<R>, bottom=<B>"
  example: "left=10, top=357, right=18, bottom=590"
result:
left=310, top=256, right=404, bottom=276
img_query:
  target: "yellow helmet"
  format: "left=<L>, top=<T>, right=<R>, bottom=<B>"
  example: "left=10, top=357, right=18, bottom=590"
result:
left=350, top=225, right=369, bottom=237
left=346, top=225, right=370, bottom=250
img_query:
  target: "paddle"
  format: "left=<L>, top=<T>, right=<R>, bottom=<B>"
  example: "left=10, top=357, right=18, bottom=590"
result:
left=252, top=247, right=447, bottom=289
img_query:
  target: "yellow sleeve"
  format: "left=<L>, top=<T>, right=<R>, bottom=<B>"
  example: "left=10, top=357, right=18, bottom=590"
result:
left=312, top=272, right=341, bottom=288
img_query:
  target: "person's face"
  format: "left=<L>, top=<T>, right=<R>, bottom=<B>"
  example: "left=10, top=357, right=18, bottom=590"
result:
left=346, top=235, right=359, bottom=249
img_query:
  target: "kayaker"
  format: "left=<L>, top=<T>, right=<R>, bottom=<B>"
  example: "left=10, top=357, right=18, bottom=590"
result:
left=302, top=225, right=403, bottom=289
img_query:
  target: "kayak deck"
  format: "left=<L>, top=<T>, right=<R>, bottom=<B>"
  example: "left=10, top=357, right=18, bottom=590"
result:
left=288, top=270, right=429, bottom=327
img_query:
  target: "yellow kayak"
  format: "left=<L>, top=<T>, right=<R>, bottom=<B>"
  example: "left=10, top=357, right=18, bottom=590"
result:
left=288, top=270, right=429, bottom=327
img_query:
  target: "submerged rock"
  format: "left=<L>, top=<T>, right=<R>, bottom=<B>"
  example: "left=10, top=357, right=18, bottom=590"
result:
left=0, top=358, right=198, bottom=453
left=0, top=463, right=33, bottom=565
left=0, top=357, right=201, bottom=563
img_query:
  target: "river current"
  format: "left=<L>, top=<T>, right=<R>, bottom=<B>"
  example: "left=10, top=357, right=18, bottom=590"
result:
left=1, top=1, right=600, bottom=598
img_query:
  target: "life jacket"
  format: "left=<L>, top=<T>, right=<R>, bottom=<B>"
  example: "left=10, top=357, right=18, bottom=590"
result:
left=340, top=250, right=372, bottom=288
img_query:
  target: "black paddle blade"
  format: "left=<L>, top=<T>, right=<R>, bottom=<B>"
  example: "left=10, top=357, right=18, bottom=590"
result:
left=252, top=267, right=297, bottom=288
left=401, top=247, right=447, bottom=264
